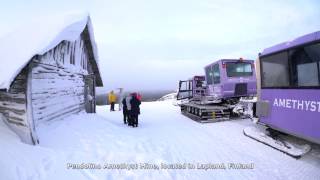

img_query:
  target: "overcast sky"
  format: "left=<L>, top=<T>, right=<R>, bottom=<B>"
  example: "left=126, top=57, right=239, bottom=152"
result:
left=1, top=0, right=320, bottom=92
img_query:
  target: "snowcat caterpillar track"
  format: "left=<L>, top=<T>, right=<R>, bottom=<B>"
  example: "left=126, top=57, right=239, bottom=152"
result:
left=180, top=103, right=230, bottom=123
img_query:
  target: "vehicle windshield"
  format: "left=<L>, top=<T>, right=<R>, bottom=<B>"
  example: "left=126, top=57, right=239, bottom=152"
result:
left=226, top=62, right=253, bottom=77
left=205, top=66, right=213, bottom=85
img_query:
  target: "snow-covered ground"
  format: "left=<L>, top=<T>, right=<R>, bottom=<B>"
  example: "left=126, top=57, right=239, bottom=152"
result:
left=1, top=101, right=320, bottom=180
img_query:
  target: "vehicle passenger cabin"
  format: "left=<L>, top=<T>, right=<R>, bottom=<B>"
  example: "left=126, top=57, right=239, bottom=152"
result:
left=257, top=31, right=320, bottom=144
left=177, top=76, right=206, bottom=101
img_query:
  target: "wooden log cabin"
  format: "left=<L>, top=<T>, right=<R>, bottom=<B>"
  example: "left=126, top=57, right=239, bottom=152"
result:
left=0, top=14, right=103, bottom=145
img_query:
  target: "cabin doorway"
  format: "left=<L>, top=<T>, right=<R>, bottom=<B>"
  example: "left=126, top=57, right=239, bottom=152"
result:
left=177, top=80, right=193, bottom=100
left=84, top=75, right=96, bottom=113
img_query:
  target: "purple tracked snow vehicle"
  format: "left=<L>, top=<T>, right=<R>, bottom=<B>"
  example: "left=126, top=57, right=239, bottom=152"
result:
left=177, top=59, right=257, bottom=123
left=245, top=31, right=320, bottom=158
left=204, top=59, right=257, bottom=102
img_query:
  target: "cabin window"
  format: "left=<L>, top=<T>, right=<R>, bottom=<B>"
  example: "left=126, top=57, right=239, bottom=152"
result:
left=290, top=43, right=320, bottom=87
left=205, top=66, right=213, bottom=85
left=195, top=80, right=203, bottom=87
left=213, top=64, right=220, bottom=84
left=226, top=62, right=253, bottom=77
left=261, top=52, right=290, bottom=88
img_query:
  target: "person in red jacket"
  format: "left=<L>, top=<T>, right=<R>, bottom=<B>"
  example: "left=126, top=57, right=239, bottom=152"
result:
left=136, top=93, right=142, bottom=101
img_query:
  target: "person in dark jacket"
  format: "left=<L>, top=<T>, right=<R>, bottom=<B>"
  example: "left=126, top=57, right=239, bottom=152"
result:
left=122, top=97, right=128, bottom=124
left=130, top=93, right=141, bottom=127
left=125, top=95, right=133, bottom=126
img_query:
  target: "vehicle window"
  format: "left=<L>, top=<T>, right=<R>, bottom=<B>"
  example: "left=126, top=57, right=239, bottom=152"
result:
left=205, top=66, right=213, bottom=85
left=226, top=62, right=253, bottom=77
left=213, top=64, right=220, bottom=84
left=261, top=52, right=290, bottom=87
left=290, top=43, right=320, bottom=87
left=195, top=80, right=203, bottom=87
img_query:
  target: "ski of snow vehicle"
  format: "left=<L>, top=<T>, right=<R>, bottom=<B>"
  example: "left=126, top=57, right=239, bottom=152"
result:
left=177, top=59, right=257, bottom=123
left=248, top=30, right=320, bottom=157
left=243, top=126, right=311, bottom=158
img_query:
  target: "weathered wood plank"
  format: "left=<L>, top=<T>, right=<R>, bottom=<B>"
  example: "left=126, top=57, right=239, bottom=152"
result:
left=33, top=83, right=84, bottom=90
left=34, top=101, right=84, bottom=116
left=7, top=118, right=26, bottom=126
left=32, top=69, right=85, bottom=77
left=34, top=103, right=85, bottom=124
left=0, top=90, right=27, bottom=129
left=32, top=72, right=83, bottom=79
left=32, top=77, right=84, bottom=84
left=9, top=88, right=27, bottom=94
left=0, top=95, right=26, bottom=104
left=0, top=92, right=25, bottom=98
left=32, top=70, right=85, bottom=79
left=8, top=114, right=26, bottom=122
left=32, top=95, right=84, bottom=109
left=32, top=88, right=84, bottom=96
left=32, top=90, right=84, bottom=100
left=0, top=92, right=26, bottom=104
left=32, top=87, right=84, bottom=96
left=0, top=106, right=25, bottom=115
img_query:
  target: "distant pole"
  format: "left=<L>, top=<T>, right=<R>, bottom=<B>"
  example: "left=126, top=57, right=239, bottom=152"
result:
left=117, top=88, right=123, bottom=111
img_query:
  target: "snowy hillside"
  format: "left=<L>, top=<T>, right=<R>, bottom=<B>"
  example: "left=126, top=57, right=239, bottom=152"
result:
left=0, top=101, right=320, bottom=180
left=158, top=92, right=177, bottom=101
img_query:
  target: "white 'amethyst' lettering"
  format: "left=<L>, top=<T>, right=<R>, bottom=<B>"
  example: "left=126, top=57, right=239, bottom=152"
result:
left=273, top=98, right=320, bottom=113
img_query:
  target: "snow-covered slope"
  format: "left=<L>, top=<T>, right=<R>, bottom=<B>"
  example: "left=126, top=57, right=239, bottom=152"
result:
left=0, top=12, right=98, bottom=90
left=158, top=92, right=189, bottom=106
left=158, top=92, right=177, bottom=101
left=0, top=115, right=58, bottom=180
left=0, top=101, right=320, bottom=180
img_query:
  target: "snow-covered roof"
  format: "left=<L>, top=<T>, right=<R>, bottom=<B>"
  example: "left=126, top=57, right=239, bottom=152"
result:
left=0, top=12, right=103, bottom=90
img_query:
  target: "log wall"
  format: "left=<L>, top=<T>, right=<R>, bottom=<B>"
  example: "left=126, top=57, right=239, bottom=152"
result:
left=0, top=67, right=34, bottom=143
left=31, top=36, right=91, bottom=127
